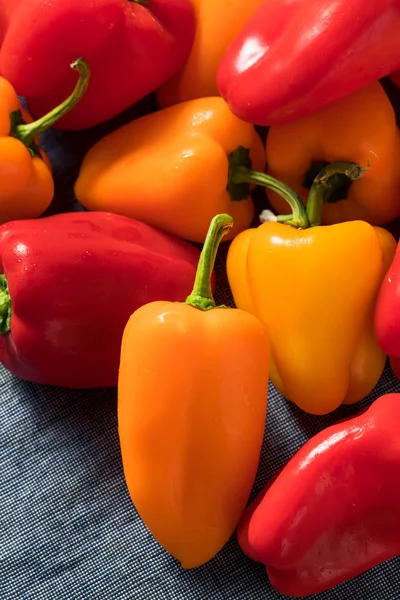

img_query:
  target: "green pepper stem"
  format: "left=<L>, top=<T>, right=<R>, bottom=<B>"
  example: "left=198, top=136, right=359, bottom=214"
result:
left=0, top=274, right=11, bottom=335
left=15, top=58, right=91, bottom=147
left=186, top=214, right=233, bottom=310
left=306, top=161, right=368, bottom=227
left=233, top=167, right=309, bottom=228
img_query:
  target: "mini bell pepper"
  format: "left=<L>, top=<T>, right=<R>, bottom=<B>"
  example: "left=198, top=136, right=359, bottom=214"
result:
left=74, top=97, right=265, bottom=243
left=156, top=0, right=264, bottom=108
left=238, top=393, right=400, bottom=597
left=374, top=240, right=400, bottom=381
left=217, top=0, right=400, bottom=126
left=0, top=0, right=196, bottom=130
left=118, top=214, right=270, bottom=569
left=0, top=211, right=205, bottom=389
left=226, top=156, right=396, bottom=415
left=265, top=82, right=400, bottom=226
left=0, top=58, right=89, bottom=224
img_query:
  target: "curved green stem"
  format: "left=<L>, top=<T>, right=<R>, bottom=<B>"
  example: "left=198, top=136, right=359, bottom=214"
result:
left=186, top=214, right=233, bottom=311
left=306, top=161, right=368, bottom=227
left=13, top=58, right=90, bottom=149
left=0, top=274, right=11, bottom=335
left=228, top=146, right=309, bottom=229
left=239, top=169, right=309, bottom=228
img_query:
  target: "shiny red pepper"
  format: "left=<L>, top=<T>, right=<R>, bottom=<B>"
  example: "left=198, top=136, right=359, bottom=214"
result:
left=238, top=394, right=400, bottom=597
left=217, top=0, right=400, bottom=126
left=0, top=211, right=205, bottom=388
left=374, top=241, right=400, bottom=380
left=0, top=0, right=196, bottom=130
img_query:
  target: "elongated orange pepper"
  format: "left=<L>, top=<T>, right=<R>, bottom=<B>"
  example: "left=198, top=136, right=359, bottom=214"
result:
left=265, top=82, right=400, bottom=226
left=118, top=214, right=270, bottom=568
left=227, top=163, right=396, bottom=415
left=156, top=0, right=264, bottom=108
left=0, top=58, right=89, bottom=224
left=74, top=97, right=265, bottom=243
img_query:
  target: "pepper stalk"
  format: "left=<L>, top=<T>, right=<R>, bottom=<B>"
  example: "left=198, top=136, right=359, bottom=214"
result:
left=228, top=146, right=309, bottom=228
left=306, top=161, right=369, bottom=227
left=10, top=58, right=91, bottom=157
left=186, top=214, right=233, bottom=310
left=0, top=274, right=11, bottom=335
left=228, top=145, right=367, bottom=229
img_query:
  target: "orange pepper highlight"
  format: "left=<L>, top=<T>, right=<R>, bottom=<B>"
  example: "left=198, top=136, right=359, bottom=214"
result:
left=118, top=214, right=270, bottom=568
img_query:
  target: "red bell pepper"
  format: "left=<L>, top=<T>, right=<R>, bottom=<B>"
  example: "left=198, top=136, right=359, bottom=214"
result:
left=217, top=0, right=400, bottom=126
left=0, top=0, right=18, bottom=42
left=238, top=393, right=400, bottom=596
left=0, top=211, right=206, bottom=388
left=0, top=0, right=196, bottom=130
left=374, top=241, right=400, bottom=380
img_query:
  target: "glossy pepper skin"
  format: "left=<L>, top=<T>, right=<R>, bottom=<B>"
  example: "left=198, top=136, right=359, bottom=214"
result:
left=217, top=0, right=400, bottom=126
left=0, top=1, right=18, bottom=42
left=265, top=82, right=400, bottom=226
left=374, top=241, right=400, bottom=381
left=0, top=0, right=196, bottom=130
left=118, top=215, right=270, bottom=568
left=0, top=211, right=205, bottom=389
left=0, top=58, right=89, bottom=225
left=238, top=393, right=400, bottom=597
left=156, top=0, right=264, bottom=108
left=227, top=166, right=396, bottom=415
left=74, top=97, right=265, bottom=243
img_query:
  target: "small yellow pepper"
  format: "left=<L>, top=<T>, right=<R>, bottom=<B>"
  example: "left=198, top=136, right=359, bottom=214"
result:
left=227, top=163, right=396, bottom=415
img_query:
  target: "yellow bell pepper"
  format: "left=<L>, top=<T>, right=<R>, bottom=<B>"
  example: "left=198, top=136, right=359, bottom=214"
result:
left=227, top=161, right=396, bottom=415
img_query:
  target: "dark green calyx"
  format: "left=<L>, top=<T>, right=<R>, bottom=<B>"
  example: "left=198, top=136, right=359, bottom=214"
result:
left=227, top=146, right=253, bottom=201
left=302, top=161, right=329, bottom=190
left=303, top=160, right=353, bottom=203
left=0, top=274, right=11, bottom=335
left=129, top=0, right=148, bottom=4
left=306, top=160, right=368, bottom=227
left=10, top=110, right=41, bottom=158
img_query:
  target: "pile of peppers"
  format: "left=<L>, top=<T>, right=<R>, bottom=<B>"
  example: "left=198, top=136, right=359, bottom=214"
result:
left=2, top=0, right=400, bottom=597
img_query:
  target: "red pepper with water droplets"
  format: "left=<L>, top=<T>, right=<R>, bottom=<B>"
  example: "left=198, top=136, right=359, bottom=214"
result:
left=0, top=211, right=207, bottom=388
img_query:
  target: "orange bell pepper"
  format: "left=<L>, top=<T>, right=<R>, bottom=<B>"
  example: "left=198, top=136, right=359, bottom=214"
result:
left=118, top=214, right=270, bottom=568
left=74, top=97, right=265, bottom=243
left=156, top=0, right=264, bottom=108
left=0, top=58, right=89, bottom=224
left=265, top=81, right=400, bottom=226
left=227, top=164, right=396, bottom=415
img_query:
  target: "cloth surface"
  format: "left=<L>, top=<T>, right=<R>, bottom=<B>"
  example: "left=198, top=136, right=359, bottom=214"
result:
left=2, top=97, right=400, bottom=600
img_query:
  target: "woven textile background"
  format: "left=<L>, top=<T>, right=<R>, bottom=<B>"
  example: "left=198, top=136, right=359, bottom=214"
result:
left=2, top=94, right=400, bottom=600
